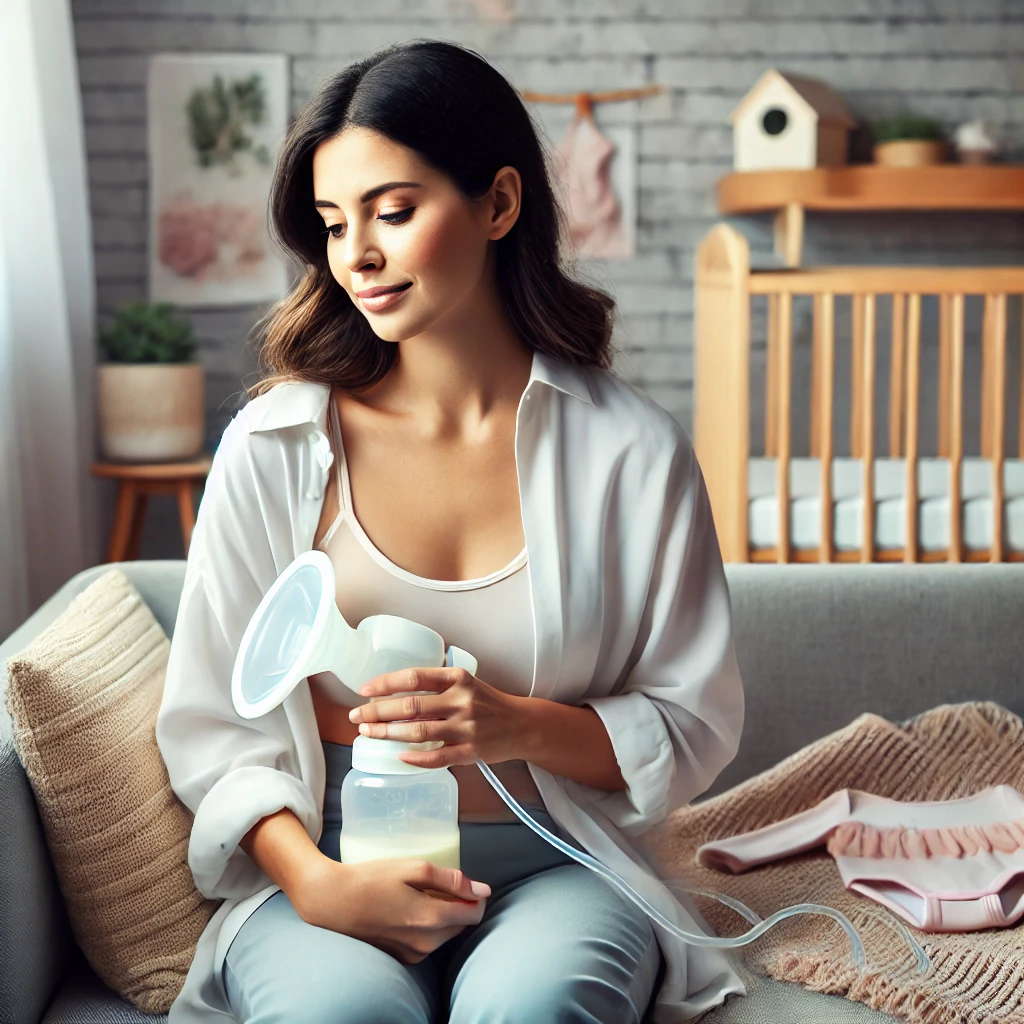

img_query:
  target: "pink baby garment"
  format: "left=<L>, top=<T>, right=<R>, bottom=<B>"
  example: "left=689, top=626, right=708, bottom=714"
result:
left=551, top=94, right=631, bottom=259
left=697, top=785, right=1024, bottom=933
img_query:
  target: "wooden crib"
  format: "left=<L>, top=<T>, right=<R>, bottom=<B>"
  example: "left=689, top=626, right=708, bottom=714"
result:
left=693, top=223, right=1024, bottom=563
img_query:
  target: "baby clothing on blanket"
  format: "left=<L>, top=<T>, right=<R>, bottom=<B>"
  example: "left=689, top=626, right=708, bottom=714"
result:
left=697, top=784, right=1024, bottom=933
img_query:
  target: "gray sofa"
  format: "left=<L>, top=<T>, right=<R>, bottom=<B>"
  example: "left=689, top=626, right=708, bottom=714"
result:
left=2, top=561, right=1023, bottom=1024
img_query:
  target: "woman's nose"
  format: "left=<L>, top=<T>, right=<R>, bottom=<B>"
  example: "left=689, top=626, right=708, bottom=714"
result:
left=343, top=224, right=381, bottom=273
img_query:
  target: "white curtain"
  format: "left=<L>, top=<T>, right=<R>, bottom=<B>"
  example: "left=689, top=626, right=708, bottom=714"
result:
left=0, top=0, right=99, bottom=639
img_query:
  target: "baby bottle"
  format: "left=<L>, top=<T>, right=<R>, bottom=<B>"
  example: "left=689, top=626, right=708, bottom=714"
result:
left=339, top=645, right=477, bottom=870
left=340, top=732, right=461, bottom=869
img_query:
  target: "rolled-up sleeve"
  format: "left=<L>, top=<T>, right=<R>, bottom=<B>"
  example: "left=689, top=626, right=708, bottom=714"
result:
left=156, top=415, right=320, bottom=900
left=580, top=430, right=745, bottom=837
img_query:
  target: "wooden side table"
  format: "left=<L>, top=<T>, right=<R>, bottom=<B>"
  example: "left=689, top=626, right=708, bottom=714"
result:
left=91, top=455, right=213, bottom=562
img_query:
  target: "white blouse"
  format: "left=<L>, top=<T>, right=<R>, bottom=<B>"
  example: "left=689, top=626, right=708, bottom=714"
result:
left=156, top=349, right=747, bottom=1023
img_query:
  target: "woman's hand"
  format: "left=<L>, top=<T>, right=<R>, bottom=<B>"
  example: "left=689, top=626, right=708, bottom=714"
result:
left=347, top=666, right=530, bottom=768
left=293, top=856, right=490, bottom=965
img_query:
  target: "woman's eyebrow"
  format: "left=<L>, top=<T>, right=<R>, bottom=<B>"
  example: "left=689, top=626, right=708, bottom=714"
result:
left=314, top=181, right=423, bottom=210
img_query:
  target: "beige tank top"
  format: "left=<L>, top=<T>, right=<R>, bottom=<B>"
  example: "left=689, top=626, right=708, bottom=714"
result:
left=312, top=392, right=545, bottom=823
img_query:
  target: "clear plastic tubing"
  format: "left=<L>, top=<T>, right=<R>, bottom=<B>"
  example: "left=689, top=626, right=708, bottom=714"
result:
left=474, top=760, right=932, bottom=976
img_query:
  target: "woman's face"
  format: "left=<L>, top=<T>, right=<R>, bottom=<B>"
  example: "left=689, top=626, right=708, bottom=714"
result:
left=312, top=127, right=518, bottom=343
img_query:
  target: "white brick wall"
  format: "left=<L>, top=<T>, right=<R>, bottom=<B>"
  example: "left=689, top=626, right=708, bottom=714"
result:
left=72, top=0, right=1024, bottom=446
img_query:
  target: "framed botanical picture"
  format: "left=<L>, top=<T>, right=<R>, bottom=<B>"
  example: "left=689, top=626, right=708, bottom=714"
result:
left=147, top=53, right=290, bottom=306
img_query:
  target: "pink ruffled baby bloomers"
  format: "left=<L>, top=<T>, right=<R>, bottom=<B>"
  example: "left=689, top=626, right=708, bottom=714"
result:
left=697, top=785, right=1024, bottom=933
left=825, top=816, right=1024, bottom=860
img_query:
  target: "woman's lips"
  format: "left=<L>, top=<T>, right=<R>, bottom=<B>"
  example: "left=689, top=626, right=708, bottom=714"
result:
left=358, top=282, right=412, bottom=312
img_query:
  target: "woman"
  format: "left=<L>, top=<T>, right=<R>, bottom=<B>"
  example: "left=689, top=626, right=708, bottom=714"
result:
left=157, top=39, right=746, bottom=1024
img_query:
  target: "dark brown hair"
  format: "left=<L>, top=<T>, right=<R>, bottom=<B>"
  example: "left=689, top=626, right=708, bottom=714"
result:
left=245, top=38, right=617, bottom=400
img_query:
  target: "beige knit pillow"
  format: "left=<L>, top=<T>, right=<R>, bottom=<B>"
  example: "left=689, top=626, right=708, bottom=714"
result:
left=3, top=568, right=218, bottom=1014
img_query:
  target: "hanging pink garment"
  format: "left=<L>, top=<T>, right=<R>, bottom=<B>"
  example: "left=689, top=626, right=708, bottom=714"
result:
left=697, top=785, right=1024, bottom=933
left=551, top=93, right=631, bottom=259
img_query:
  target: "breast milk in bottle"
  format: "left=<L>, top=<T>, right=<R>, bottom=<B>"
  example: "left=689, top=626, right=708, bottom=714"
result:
left=340, top=734, right=460, bottom=869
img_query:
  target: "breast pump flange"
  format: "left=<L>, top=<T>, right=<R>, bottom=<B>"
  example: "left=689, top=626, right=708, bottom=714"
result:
left=230, top=549, right=931, bottom=981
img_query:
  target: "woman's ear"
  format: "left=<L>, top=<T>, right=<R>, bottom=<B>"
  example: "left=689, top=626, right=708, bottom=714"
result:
left=482, top=165, right=522, bottom=241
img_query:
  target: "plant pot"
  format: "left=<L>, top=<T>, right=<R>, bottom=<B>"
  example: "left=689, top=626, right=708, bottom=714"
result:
left=98, top=362, right=205, bottom=462
left=958, top=148, right=993, bottom=166
left=873, top=140, right=947, bottom=167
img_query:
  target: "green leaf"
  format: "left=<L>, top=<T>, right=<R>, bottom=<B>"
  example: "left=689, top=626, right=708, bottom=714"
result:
left=97, top=301, right=197, bottom=364
left=873, top=113, right=945, bottom=143
left=184, top=70, right=270, bottom=171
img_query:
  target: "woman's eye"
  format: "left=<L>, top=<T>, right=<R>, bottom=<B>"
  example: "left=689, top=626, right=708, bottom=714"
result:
left=322, top=207, right=414, bottom=240
left=379, top=207, right=414, bottom=224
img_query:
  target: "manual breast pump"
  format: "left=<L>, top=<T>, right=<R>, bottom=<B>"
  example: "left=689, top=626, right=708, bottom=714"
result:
left=230, top=549, right=932, bottom=980
left=231, top=549, right=474, bottom=870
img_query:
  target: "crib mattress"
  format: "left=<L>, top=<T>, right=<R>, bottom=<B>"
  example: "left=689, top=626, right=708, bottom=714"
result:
left=748, top=457, right=1024, bottom=553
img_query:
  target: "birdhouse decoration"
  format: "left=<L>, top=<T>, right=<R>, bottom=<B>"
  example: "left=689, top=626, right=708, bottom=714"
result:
left=729, top=69, right=854, bottom=172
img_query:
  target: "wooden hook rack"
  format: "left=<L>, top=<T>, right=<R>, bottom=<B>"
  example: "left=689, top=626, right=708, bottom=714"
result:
left=519, top=85, right=664, bottom=120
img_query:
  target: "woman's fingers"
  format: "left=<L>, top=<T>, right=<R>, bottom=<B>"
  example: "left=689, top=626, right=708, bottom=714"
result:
left=358, top=666, right=468, bottom=699
left=352, top=692, right=453, bottom=726
left=358, top=718, right=449, bottom=742
left=398, top=742, right=476, bottom=769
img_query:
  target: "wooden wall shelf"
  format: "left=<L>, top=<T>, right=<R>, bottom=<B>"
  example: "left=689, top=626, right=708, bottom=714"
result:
left=717, top=165, right=1024, bottom=214
left=715, top=165, right=1024, bottom=268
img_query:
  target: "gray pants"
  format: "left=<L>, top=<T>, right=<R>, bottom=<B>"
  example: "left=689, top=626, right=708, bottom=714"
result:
left=223, top=742, right=662, bottom=1023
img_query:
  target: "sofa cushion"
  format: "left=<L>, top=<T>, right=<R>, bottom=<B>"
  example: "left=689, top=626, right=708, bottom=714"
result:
left=42, top=955, right=169, bottom=1024
left=715, top=563, right=1024, bottom=799
left=701, top=959, right=897, bottom=1023
left=3, top=568, right=217, bottom=1014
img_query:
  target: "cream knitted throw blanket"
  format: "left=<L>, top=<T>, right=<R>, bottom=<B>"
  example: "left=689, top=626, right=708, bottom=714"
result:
left=644, top=701, right=1024, bottom=1024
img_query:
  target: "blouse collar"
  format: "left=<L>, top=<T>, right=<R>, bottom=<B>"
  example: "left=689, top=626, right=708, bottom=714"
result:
left=245, top=348, right=594, bottom=435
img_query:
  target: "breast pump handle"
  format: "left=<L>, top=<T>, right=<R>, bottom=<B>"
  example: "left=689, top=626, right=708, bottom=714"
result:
left=229, top=551, right=929, bottom=979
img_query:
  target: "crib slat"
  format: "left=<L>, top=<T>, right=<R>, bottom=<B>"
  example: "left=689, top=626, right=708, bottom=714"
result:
left=818, top=294, right=835, bottom=563
left=889, top=295, right=906, bottom=457
left=810, top=295, right=823, bottom=458
left=949, top=293, right=965, bottom=563
left=766, top=294, right=778, bottom=457
left=776, top=293, right=793, bottom=563
left=851, top=295, right=865, bottom=458
left=904, top=294, right=922, bottom=563
left=939, top=294, right=952, bottom=457
left=991, top=293, right=1007, bottom=562
left=861, top=295, right=876, bottom=563
left=982, top=295, right=996, bottom=459
left=1018, top=301, right=1024, bottom=459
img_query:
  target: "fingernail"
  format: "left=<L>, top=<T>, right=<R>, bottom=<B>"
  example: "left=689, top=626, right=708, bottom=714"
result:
left=359, top=686, right=372, bottom=695
left=348, top=710, right=358, bottom=722
left=469, top=881, right=490, bottom=897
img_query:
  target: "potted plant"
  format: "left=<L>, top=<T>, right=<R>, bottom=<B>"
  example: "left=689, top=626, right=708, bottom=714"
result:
left=872, top=113, right=947, bottom=167
left=97, top=301, right=205, bottom=462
